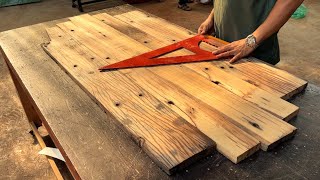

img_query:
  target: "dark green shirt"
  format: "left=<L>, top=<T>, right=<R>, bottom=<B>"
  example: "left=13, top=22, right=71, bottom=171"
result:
left=213, top=0, right=280, bottom=64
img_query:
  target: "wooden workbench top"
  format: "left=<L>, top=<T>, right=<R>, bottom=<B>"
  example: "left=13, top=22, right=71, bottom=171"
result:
left=0, top=5, right=171, bottom=179
left=1, top=4, right=315, bottom=180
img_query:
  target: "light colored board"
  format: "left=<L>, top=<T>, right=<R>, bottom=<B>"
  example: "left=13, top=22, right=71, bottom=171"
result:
left=43, top=26, right=215, bottom=174
left=94, top=13, right=299, bottom=122
left=115, top=10, right=307, bottom=100
left=53, top=15, right=261, bottom=163
left=48, top=14, right=297, bottom=152
left=0, top=20, right=168, bottom=180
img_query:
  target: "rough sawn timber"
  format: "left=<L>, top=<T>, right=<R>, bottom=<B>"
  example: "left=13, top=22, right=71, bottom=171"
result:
left=43, top=26, right=215, bottom=175
left=94, top=12, right=299, bottom=122
left=115, top=10, right=307, bottom=100
left=43, top=12, right=298, bottom=170
left=55, top=15, right=261, bottom=163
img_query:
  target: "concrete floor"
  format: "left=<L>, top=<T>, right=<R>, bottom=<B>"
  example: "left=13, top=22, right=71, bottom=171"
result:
left=0, top=0, right=319, bottom=179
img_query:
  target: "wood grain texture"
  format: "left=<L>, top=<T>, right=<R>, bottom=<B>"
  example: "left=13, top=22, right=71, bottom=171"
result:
left=0, top=5, right=306, bottom=179
left=94, top=13, right=299, bottom=122
left=115, top=10, right=307, bottom=100
left=45, top=14, right=297, bottom=154
left=43, top=25, right=215, bottom=174
left=54, top=15, right=261, bottom=163
left=76, top=13, right=297, bottom=150
left=0, top=16, right=168, bottom=180
left=107, top=12, right=298, bottom=150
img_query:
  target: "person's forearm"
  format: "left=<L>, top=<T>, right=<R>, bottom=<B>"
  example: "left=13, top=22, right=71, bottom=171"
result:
left=207, top=9, right=214, bottom=21
left=253, top=0, right=304, bottom=44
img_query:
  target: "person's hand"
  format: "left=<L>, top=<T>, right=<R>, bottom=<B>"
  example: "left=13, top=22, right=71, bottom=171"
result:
left=212, top=39, right=256, bottom=64
left=198, top=19, right=214, bottom=35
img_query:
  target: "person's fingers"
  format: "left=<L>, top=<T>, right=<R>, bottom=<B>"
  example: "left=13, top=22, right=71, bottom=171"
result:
left=216, top=50, right=235, bottom=58
left=212, top=44, right=232, bottom=55
left=229, top=53, right=241, bottom=64
left=198, top=25, right=205, bottom=34
left=197, top=27, right=202, bottom=34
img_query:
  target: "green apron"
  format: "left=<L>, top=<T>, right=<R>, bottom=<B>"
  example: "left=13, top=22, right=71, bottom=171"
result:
left=213, top=0, right=280, bottom=64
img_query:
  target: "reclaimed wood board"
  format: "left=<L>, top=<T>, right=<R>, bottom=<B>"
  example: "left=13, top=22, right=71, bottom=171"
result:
left=53, top=15, right=261, bottom=163
left=43, top=26, right=215, bottom=175
left=0, top=18, right=168, bottom=179
left=41, top=10, right=306, bottom=175
left=95, top=13, right=299, bottom=121
left=115, top=11, right=307, bottom=100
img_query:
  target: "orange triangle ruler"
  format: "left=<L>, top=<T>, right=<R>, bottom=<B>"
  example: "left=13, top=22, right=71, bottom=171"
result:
left=99, top=35, right=227, bottom=71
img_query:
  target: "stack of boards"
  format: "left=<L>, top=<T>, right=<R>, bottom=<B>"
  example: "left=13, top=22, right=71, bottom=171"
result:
left=43, top=10, right=308, bottom=175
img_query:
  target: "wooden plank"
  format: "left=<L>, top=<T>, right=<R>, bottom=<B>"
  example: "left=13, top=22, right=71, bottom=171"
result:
left=0, top=20, right=168, bottom=180
left=43, top=26, right=215, bottom=174
left=49, top=14, right=297, bottom=152
left=47, top=20, right=260, bottom=164
left=115, top=10, right=307, bottom=100
left=94, top=13, right=299, bottom=122
left=6, top=57, right=63, bottom=179
left=57, top=18, right=260, bottom=162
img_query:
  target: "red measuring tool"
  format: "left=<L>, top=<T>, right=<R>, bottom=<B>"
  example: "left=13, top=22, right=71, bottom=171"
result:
left=99, top=35, right=228, bottom=71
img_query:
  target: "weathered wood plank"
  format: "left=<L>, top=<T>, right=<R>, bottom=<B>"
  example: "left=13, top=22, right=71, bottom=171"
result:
left=0, top=5, right=309, bottom=179
left=115, top=10, right=307, bottom=100
left=93, top=13, right=299, bottom=122
left=44, top=26, right=215, bottom=174
left=52, top=16, right=261, bottom=163
left=50, top=14, right=297, bottom=152
left=0, top=21, right=168, bottom=180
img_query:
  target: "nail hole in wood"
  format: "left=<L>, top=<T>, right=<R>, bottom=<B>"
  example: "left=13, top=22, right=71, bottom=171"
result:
left=91, top=57, right=95, bottom=60
left=144, top=41, right=148, bottom=44
left=220, top=66, right=225, bottom=69
left=167, top=101, right=175, bottom=105
left=71, top=30, right=74, bottom=32
left=130, top=20, right=133, bottom=23
left=172, top=39, right=176, bottom=42
left=229, top=66, right=234, bottom=68
left=101, top=19, right=105, bottom=21
left=138, top=93, right=143, bottom=97
left=73, top=65, right=77, bottom=67
left=115, top=102, right=120, bottom=107
left=58, top=35, right=62, bottom=37
left=248, top=121, right=261, bottom=130
left=106, top=57, right=110, bottom=59
left=212, top=80, right=220, bottom=85
left=204, top=67, right=209, bottom=70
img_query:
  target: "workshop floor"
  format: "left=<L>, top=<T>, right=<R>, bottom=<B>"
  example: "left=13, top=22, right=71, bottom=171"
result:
left=0, top=0, right=319, bottom=179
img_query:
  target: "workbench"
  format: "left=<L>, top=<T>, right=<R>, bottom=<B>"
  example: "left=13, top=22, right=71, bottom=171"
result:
left=1, top=5, right=319, bottom=179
